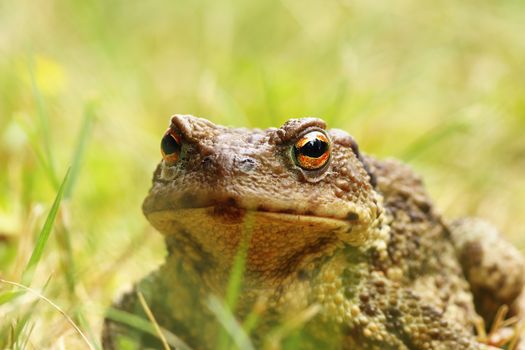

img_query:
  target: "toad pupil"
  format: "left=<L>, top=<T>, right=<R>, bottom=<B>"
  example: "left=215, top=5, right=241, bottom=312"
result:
left=161, top=132, right=181, bottom=156
left=295, top=138, right=328, bottom=158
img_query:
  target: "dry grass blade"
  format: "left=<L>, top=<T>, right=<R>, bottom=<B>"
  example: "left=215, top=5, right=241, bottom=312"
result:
left=0, top=278, right=96, bottom=350
left=490, top=304, right=509, bottom=336
left=474, top=315, right=487, bottom=343
left=501, top=316, right=519, bottom=329
left=137, top=291, right=170, bottom=350
left=508, top=320, right=524, bottom=350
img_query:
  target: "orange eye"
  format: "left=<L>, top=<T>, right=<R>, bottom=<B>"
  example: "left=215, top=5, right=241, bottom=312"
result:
left=161, top=129, right=181, bottom=165
left=292, top=131, right=331, bottom=170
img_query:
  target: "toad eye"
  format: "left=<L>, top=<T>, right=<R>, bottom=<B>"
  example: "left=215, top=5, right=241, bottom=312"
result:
left=292, top=131, right=331, bottom=170
left=161, top=129, right=181, bottom=165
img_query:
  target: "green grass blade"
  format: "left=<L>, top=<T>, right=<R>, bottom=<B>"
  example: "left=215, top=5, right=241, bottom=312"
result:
left=55, top=102, right=96, bottom=344
left=75, top=310, right=102, bottom=350
left=12, top=317, right=33, bottom=350
left=225, top=211, right=255, bottom=309
left=30, top=144, right=56, bottom=188
left=263, top=305, right=320, bottom=349
left=216, top=212, right=255, bottom=350
left=241, top=303, right=261, bottom=335
left=0, top=290, right=25, bottom=305
left=64, top=101, right=96, bottom=198
left=401, top=118, right=470, bottom=161
left=321, top=79, right=349, bottom=125
left=105, top=308, right=193, bottom=350
left=21, top=168, right=70, bottom=286
left=19, top=322, right=36, bottom=350
left=55, top=101, right=96, bottom=291
left=56, top=216, right=76, bottom=294
left=260, top=68, right=280, bottom=127
left=207, top=295, right=255, bottom=350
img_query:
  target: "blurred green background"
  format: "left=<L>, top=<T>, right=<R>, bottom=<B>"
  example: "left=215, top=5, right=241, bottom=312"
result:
left=1, top=0, right=524, bottom=348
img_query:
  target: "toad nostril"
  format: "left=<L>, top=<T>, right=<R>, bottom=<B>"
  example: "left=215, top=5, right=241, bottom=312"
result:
left=347, top=212, right=360, bottom=221
left=202, top=156, right=214, bottom=170
left=238, top=157, right=257, bottom=173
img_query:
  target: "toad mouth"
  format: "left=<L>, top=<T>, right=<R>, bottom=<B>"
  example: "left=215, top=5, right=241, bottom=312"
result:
left=144, top=201, right=362, bottom=226
left=143, top=211, right=369, bottom=256
left=145, top=205, right=371, bottom=249
left=207, top=204, right=361, bottom=225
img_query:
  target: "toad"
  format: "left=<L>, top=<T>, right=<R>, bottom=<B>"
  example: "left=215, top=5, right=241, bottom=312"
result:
left=103, top=115, right=524, bottom=349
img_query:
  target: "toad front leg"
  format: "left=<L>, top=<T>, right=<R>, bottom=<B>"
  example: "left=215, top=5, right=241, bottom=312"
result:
left=102, top=288, right=152, bottom=349
left=102, top=272, right=174, bottom=349
left=102, top=264, right=203, bottom=350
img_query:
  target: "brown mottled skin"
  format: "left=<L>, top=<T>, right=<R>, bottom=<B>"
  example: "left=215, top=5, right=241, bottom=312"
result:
left=102, top=115, right=524, bottom=349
